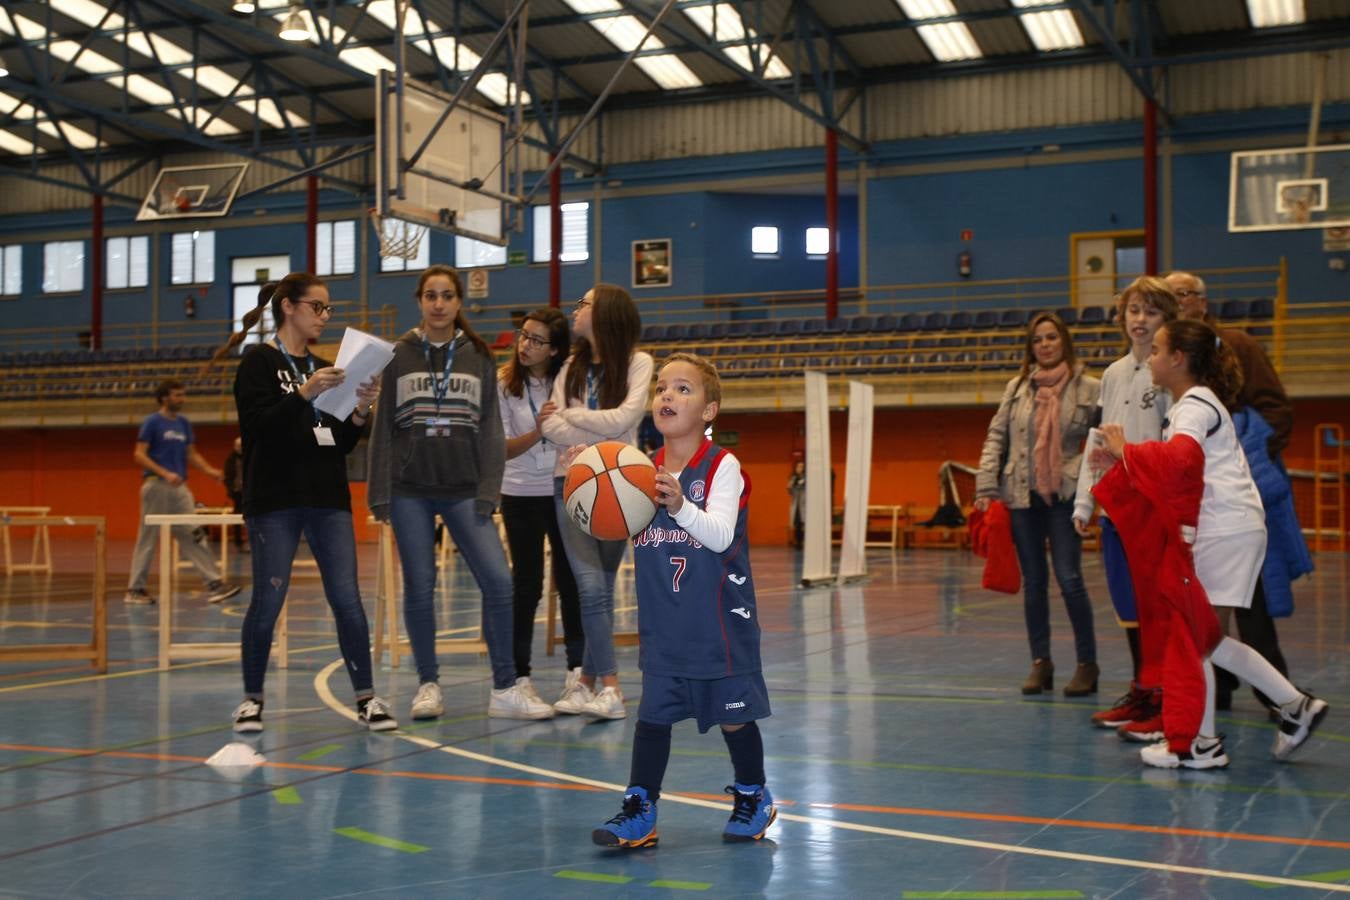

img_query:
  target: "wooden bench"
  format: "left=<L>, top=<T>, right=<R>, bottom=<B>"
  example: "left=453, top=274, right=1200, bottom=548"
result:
left=0, top=505, right=54, bottom=575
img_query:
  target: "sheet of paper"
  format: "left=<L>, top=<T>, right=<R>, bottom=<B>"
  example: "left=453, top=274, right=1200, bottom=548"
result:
left=312, top=327, right=396, bottom=420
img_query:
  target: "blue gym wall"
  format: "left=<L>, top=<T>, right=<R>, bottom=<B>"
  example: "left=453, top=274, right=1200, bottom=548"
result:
left=1, top=103, right=1347, bottom=343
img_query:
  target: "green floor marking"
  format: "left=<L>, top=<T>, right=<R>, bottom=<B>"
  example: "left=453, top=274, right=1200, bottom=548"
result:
left=903, top=892, right=1084, bottom=899
left=1248, top=868, right=1350, bottom=889
left=648, top=879, right=712, bottom=891
left=554, top=870, right=634, bottom=884
left=271, top=786, right=302, bottom=805
left=296, top=744, right=343, bottom=761
left=333, top=827, right=429, bottom=854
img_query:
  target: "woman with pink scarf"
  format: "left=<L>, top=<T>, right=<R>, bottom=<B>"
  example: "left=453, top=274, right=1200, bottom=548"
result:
left=974, top=312, right=1101, bottom=696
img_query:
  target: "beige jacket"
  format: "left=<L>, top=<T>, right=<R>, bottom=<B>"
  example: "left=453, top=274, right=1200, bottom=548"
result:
left=975, top=365, right=1101, bottom=510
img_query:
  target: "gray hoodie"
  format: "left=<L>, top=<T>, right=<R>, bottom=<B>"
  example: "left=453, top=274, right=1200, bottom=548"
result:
left=366, top=328, right=505, bottom=519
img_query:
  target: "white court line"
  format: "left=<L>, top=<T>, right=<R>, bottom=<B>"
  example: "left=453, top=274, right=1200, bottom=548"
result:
left=313, top=659, right=1349, bottom=894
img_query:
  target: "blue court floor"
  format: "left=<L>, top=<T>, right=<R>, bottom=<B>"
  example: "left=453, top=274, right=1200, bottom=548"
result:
left=0, top=539, right=1346, bottom=899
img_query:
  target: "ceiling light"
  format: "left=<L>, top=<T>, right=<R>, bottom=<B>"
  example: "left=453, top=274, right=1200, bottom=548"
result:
left=0, top=52, right=7, bottom=78
left=279, top=6, right=311, bottom=41
left=1245, top=0, right=1305, bottom=28
left=232, top=0, right=257, bottom=12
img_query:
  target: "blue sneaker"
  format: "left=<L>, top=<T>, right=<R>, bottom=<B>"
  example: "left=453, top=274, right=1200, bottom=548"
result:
left=722, top=783, right=776, bottom=842
left=592, top=786, right=659, bottom=849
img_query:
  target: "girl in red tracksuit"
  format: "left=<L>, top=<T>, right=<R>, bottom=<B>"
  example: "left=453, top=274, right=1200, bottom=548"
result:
left=1091, top=319, right=1327, bottom=769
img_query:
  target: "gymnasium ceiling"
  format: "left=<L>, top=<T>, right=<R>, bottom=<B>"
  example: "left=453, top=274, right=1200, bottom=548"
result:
left=2, top=0, right=1349, bottom=195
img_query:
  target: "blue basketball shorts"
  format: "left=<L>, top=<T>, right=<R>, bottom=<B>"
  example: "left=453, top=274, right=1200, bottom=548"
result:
left=637, top=671, right=772, bottom=733
left=1099, top=517, right=1138, bottom=626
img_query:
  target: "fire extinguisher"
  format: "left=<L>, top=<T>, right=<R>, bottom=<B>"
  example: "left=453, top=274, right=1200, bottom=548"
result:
left=957, top=249, right=972, bottom=279
left=183, top=294, right=197, bottom=318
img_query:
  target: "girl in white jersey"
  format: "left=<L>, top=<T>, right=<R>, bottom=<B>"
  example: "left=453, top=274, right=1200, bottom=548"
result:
left=1097, top=319, right=1327, bottom=768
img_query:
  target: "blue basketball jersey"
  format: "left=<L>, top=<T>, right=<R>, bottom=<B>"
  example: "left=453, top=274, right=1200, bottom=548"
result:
left=632, top=440, right=761, bottom=679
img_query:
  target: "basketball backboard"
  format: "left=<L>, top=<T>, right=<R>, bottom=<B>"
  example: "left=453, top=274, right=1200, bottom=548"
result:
left=1229, top=144, right=1350, bottom=232
left=374, top=71, right=507, bottom=247
left=136, top=162, right=249, bottom=221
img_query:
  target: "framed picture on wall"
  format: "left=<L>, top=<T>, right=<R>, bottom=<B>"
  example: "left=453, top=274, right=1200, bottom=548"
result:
left=632, top=239, right=672, bottom=288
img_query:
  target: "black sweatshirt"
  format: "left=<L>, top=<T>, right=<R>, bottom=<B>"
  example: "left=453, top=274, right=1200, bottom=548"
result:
left=233, top=342, right=364, bottom=517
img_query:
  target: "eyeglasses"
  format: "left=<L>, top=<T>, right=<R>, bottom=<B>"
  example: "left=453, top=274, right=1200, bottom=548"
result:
left=517, top=330, right=550, bottom=349
left=295, top=299, right=333, bottom=317
left=574, top=297, right=592, bottom=310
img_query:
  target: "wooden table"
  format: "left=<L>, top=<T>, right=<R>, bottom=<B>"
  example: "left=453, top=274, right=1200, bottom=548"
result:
left=0, top=505, right=54, bottom=575
left=0, top=515, right=106, bottom=672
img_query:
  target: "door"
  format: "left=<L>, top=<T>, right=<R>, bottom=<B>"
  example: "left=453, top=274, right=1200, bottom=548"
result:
left=1070, top=230, right=1146, bottom=308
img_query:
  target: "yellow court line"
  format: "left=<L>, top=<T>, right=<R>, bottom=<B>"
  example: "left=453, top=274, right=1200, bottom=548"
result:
left=311, top=658, right=1349, bottom=895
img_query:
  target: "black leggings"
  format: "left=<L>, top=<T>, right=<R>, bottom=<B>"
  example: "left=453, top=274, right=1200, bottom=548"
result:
left=500, top=493, right=583, bottom=674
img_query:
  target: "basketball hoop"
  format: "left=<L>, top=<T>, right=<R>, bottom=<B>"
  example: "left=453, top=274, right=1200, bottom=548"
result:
left=370, top=208, right=427, bottom=261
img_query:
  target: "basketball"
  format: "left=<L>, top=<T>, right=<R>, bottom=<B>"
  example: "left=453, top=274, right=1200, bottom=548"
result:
left=563, top=440, right=658, bottom=540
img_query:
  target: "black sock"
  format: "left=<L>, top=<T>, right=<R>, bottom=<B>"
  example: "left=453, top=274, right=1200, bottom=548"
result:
left=629, top=720, right=672, bottom=801
left=1125, top=627, right=1142, bottom=682
left=721, top=721, right=765, bottom=787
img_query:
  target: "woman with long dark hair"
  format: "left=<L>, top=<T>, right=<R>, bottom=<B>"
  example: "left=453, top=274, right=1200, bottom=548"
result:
left=540, top=284, right=653, bottom=720
left=974, top=312, right=1101, bottom=697
left=367, top=265, right=554, bottom=721
left=219, top=273, right=395, bottom=733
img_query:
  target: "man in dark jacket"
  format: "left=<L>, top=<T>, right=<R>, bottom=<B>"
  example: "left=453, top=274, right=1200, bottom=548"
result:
left=1166, top=271, right=1291, bottom=710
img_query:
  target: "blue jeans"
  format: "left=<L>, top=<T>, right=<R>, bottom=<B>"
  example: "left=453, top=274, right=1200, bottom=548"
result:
left=389, top=495, right=515, bottom=689
left=242, top=508, right=373, bottom=699
left=1008, top=494, right=1096, bottom=664
left=554, top=477, right=627, bottom=678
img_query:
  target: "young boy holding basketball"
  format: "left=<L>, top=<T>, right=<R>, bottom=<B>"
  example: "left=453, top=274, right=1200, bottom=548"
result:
left=591, top=352, right=775, bottom=849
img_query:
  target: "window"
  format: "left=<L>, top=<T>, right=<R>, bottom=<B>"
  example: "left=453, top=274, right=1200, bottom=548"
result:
left=0, top=245, right=20, bottom=296
left=379, top=218, right=431, bottom=272
left=171, top=231, right=215, bottom=285
left=805, top=227, right=830, bottom=257
left=42, top=241, right=84, bottom=293
left=531, top=202, right=590, bottom=263
left=455, top=235, right=507, bottom=269
left=751, top=226, right=779, bottom=256
left=316, top=220, right=357, bottom=277
left=106, top=236, right=149, bottom=289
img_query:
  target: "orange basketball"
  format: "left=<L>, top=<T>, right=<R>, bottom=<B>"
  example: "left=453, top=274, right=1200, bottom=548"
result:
left=563, top=440, right=658, bottom=540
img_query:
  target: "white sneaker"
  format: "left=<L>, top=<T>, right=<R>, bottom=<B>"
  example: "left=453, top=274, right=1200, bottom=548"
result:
left=1140, top=735, right=1228, bottom=770
left=1273, top=692, right=1329, bottom=761
left=410, top=682, right=444, bottom=720
left=516, top=676, right=543, bottom=702
left=232, top=699, right=263, bottom=733
left=580, top=685, right=627, bottom=720
left=554, top=673, right=594, bottom=715
left=489, top=683, right=556, bottom=720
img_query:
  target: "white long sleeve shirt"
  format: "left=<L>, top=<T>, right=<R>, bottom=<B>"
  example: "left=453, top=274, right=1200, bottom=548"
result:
left=540, top=351, right=654, bottom=476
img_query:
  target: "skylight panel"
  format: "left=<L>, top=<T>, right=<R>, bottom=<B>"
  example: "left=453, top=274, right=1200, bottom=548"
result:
left=561, top=0, right=703, bottom=90
left=895, top=0, right=984, bottom=62
left=273, top=9, right=397, bottom=74
left=1245, top=0, right=1305, bottom=27
left=0, top=91, right=100, bottom=151
left=54, top=0, right=305, bottom=129
left=1010, top=0, right=1085, bottom=51
left=681, top=3, right=790, bottom=79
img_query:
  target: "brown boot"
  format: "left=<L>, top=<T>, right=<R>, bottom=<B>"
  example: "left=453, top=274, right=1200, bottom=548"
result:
left=1021, top=658, right=1053, bottom=695
left=1063, top=662, right=1100, bottom=697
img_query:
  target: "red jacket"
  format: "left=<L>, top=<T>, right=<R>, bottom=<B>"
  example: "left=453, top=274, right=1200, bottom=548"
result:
left=1092, top=435, right=1221, bottom=750
left=969, top=501, right=1019, bottom=594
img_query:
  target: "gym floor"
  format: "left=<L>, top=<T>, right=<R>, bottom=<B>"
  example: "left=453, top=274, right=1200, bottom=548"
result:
left=0, top=540, right=1346, bottom=898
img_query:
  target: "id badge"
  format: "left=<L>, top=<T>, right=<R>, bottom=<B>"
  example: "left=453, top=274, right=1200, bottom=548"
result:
left=313, top=426, right=335, bottom=446
left=426, top=417, right=451, bottom=438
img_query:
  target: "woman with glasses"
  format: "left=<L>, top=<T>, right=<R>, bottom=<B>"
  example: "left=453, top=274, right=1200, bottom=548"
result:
left=367, top=265, right=554, bottom=722
left=540, top=285, right=653, bottom=719
left=218, top=273, right=396, bottom=733
left=498, top=308, right=584, bottom=706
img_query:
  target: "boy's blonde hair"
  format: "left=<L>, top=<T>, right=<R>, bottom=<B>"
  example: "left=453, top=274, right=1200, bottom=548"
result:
left=660, top=352, right=722, bottom=408
left=1115, top=275, right=1180, bottom=339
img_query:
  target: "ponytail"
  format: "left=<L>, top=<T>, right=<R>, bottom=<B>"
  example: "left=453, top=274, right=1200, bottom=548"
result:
left=213, top=272, right=324, bottom=362
left=1162, top=319, right=1244, bottom=409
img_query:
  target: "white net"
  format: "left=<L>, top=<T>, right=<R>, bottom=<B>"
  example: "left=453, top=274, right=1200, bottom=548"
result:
left=370, top=210, right=428, bottom=261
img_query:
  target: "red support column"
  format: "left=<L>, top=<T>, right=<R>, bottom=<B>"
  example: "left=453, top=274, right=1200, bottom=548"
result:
left=306, top=175, right=319, bottom=274
left=550, top=154, right=562, bottom=309
left=91, top=194, right=104, bottom=351
left=1144, top=99, right=1158, bottom=275
left=825, top=128, right=839, bottom=321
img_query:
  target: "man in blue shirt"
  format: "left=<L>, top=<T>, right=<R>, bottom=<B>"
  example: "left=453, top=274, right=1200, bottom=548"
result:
left=124, top=379, right=240, bottom=605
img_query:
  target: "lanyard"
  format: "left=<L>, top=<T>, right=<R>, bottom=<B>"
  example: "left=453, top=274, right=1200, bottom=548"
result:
left=275, top=339, right=320, bottom=426
left=525, top=375, right=550, bottom=444
left=421, top=331, right=459, bottom=417
left=585, top=365, right=604, bottom=410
